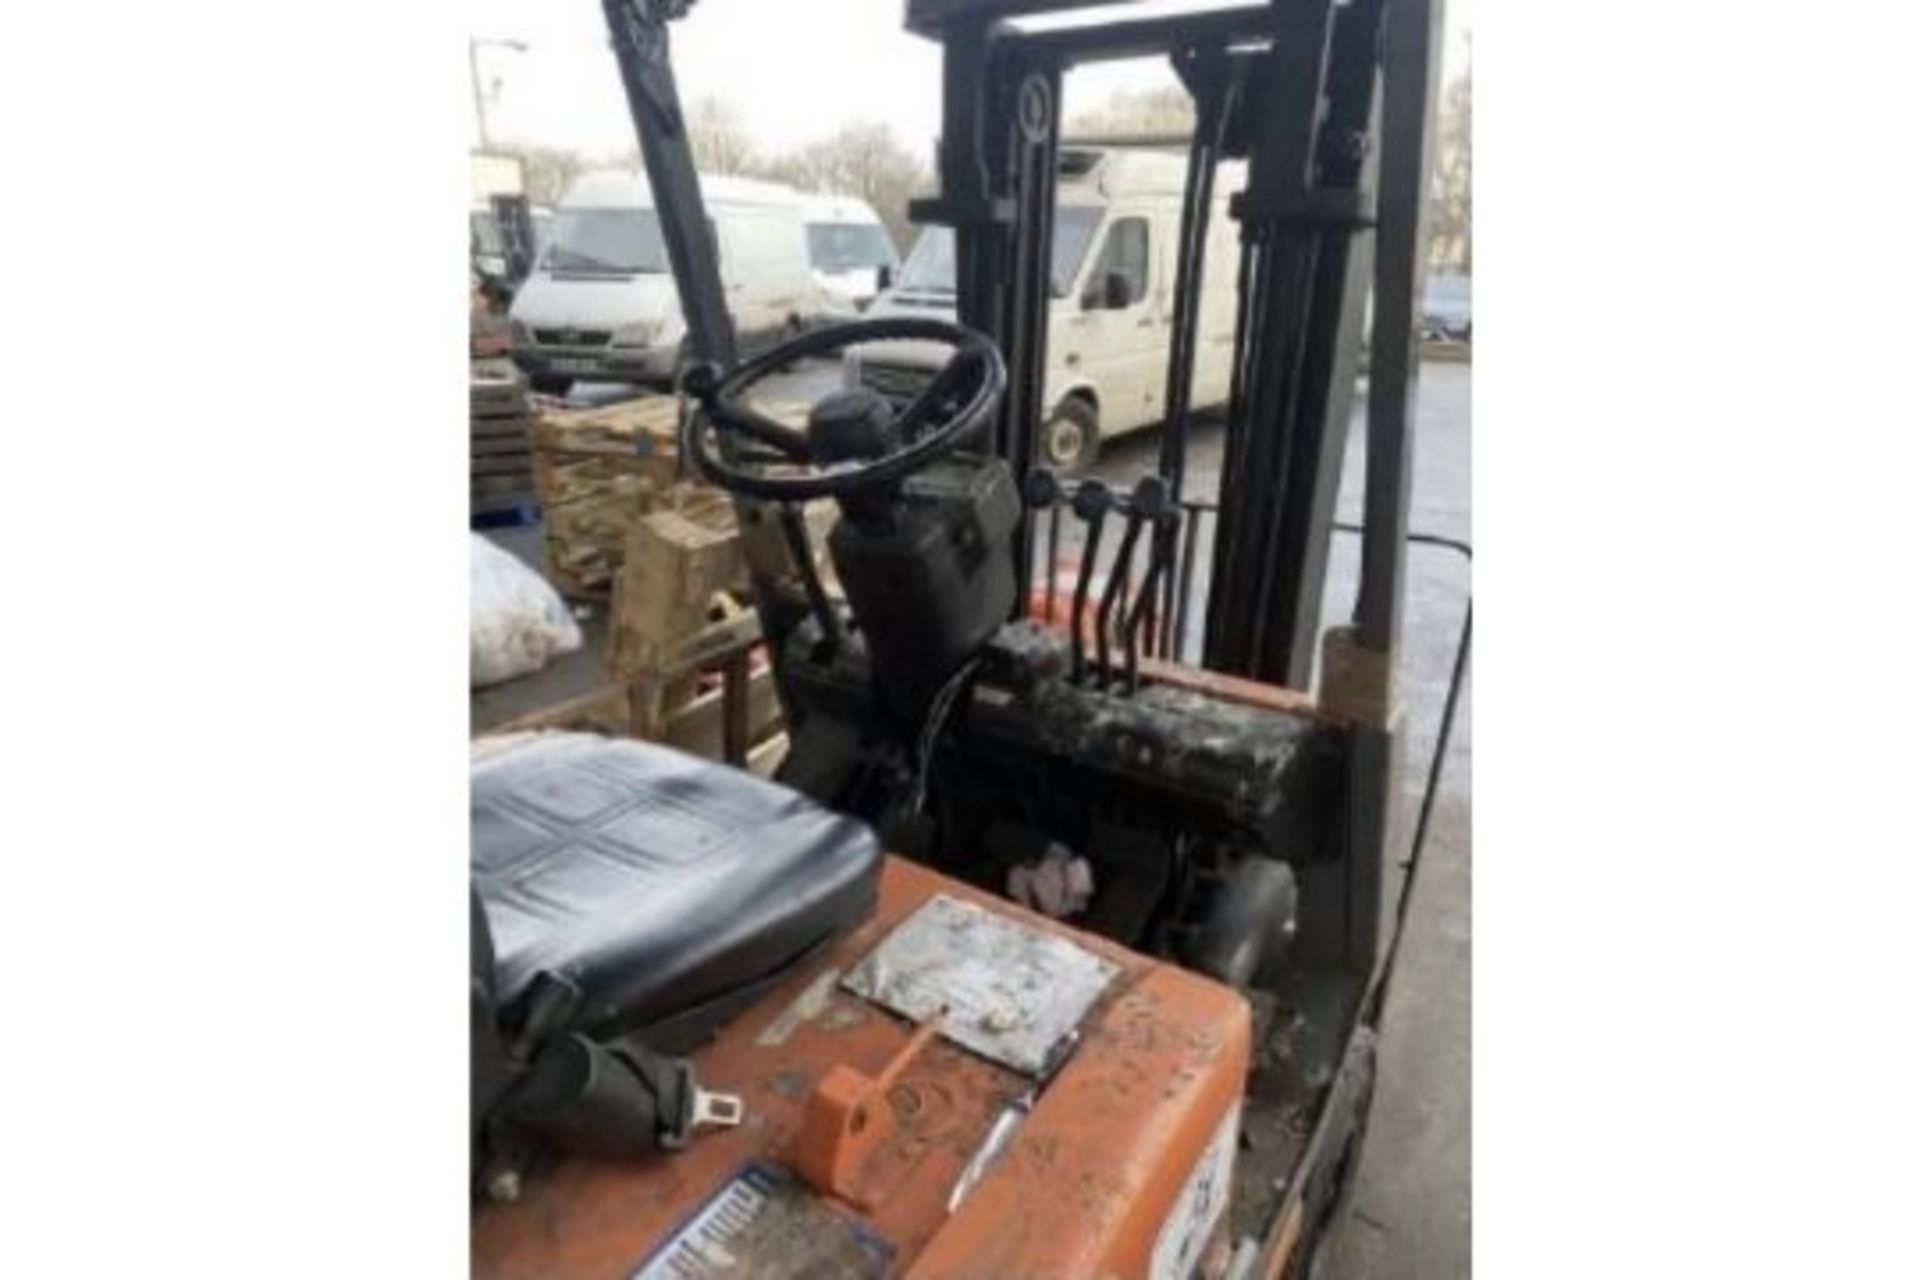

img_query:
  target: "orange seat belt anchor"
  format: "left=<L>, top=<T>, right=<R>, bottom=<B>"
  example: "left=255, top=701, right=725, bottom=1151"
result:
left=790, top=1011, right=947, bottom=1207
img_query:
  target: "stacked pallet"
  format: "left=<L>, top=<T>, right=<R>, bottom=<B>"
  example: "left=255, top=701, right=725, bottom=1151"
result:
left=530, top=395, right=808, bottom=598
left=609, top=488, right=751, bottom=693
left=608, top=486, right=838, bottom=756
left=470, top=376, right=534, bottom=520
left=529, top=396, right=684, bottom=597
left=611, top=489, right=799, bottom=774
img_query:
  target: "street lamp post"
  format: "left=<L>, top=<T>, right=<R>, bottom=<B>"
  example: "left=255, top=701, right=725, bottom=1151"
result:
left=469, top=37, right=529, bottom=151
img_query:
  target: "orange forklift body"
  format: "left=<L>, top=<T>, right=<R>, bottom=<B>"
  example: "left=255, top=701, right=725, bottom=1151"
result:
left=474, top=858, right=1252, bottom=1279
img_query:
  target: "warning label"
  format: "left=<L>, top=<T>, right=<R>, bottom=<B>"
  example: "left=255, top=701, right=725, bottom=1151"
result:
left=630, top=1163, right=893, bottom=1280
left=1149, top=1102, right=1242, bottom=1280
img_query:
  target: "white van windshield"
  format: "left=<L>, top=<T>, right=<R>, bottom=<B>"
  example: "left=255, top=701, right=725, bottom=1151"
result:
left=543, top=208, right=669, bottom=274
left=807, top=223, right=897, bottom=272
left=896, top=207, right=1103, bottom=298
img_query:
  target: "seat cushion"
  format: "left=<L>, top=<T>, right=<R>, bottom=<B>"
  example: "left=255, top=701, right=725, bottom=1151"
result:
left=472, top=733, right=881, bottom=1040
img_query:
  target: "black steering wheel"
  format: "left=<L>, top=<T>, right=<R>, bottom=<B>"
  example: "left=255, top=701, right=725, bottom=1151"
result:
left=681, top=317, right=1006, bottom=503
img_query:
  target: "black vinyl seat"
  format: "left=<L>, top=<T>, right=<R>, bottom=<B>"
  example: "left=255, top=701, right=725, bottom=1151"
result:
left=472, top=733, right=881, bottom=1046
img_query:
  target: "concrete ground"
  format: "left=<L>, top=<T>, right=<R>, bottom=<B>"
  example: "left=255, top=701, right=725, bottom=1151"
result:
left=493, top=359, right=1473, bottom=1276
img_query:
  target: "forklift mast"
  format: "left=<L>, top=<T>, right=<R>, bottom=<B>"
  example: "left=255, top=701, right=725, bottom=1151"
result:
left=904, top=0, right=1443, bottom=695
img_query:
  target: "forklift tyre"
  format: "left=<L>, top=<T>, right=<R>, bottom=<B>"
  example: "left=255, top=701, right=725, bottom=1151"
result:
left=1040, top=397, right=1100, bottom=473
left=1292, top=1032, right=1378, bottom=1279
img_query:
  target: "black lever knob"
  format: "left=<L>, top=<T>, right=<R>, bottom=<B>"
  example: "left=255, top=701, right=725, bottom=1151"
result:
left=1072, top=478, right=1113, bottom=521
left=1128, top=474, right=1172, bottom=522
left=1025, top=467, right=1063, bottom=510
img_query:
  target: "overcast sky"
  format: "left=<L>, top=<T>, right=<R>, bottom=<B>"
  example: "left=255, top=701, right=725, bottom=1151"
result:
left=468, top=0, right=1471, bottom=161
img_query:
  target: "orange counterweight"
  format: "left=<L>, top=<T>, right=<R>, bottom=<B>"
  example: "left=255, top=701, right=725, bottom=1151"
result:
left=474, top=858, right=1252, bottom=1280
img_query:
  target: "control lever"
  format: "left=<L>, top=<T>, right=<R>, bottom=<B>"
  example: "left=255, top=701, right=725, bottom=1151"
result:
left=1122, top=485, right=1179, bottom=694
left=1094, top=476, right=1164, bottom=687
left=1067, top=479, right=1113, bottom=682
left=777, top=504, right=841, bottom=659
left=1023, top=468, right=1065, bottom=624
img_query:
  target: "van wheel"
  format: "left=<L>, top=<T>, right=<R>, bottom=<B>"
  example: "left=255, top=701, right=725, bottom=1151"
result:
left=529, top=373, right=573, bottom=398
left=1040, top=399, right=1099, bottom=473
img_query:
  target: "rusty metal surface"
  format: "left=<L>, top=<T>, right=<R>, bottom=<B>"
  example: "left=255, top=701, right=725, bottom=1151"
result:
left=473, top=859, right=1256, bottom=1280
left=1135, top=655, right=1328, bottom=721
left=840, top=893, right=1121, bottom=1076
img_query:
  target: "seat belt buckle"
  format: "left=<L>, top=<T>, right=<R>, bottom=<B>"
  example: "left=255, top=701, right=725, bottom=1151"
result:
left=691, top=1087, right=745, bottom=1130
left=659, top=1058, right=746, bottom=1149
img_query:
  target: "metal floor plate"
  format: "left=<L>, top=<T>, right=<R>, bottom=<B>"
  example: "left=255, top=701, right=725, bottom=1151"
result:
left=839, top=894, right=1121, bottom=1075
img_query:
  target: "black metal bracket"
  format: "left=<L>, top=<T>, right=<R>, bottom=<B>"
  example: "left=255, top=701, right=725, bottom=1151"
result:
left=601, top=0, right=738, bottom=372
left=599, top=0, right=835, bottom=662
left=1230, top=187, right=1378, bottom=229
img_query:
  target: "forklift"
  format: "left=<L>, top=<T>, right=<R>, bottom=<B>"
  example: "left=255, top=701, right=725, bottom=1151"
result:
left=471, top=0, right=1462, bottom=1275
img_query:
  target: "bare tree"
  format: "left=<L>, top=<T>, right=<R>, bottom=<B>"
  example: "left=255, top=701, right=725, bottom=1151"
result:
left=1428, top=63, right=1471, bottom=273
left=762, top=122, right=929, bottom=249
left=487, top=144, right=591, bottom=207
left=687, top=95, right=758, bottom=175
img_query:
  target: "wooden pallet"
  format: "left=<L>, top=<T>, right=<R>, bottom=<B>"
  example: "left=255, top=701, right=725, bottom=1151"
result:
left=471, top=377, right=527, bottom=415
left=529, top=396, right=685, bottom=598
left=610, top=491, right=755, bottom=741
left=484, top=393, right=824, bottom=766
left=529, top=394, right=807, bottom=599
left=472, top=374, right=534, bottom=513
left=606, top=486, right=839, bottom=761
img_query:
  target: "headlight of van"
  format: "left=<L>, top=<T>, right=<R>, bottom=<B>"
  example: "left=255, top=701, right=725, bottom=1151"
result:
left=509, top=318, right=533, bottom=346
left=611, top=320, right=657, bottom=348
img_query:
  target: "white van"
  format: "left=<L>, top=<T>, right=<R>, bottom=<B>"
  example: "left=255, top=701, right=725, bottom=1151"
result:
left=850, top=147, right=1246, bottom=471
left=801, top=194, right=900, bottom=311
left=510, top=169, right=827, bottom=391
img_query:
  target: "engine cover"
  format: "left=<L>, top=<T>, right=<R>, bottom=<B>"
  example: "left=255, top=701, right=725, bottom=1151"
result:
left=472, top=858, right=1253, bottom=1280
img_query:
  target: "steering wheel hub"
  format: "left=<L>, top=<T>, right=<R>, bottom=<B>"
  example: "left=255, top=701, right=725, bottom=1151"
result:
left=807, top=387, right=901, bottom=467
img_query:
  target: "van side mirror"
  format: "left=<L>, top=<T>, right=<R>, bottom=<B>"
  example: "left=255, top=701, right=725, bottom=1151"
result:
left=1083, top=270, right=1134, bottom=311
left=876, top=263, right=894, bottom=293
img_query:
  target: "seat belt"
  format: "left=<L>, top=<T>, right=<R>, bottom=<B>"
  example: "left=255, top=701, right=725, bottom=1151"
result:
left=509, top=1028, right=743, bottom=1153
left=493, top=971, right=743, bottom=1158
